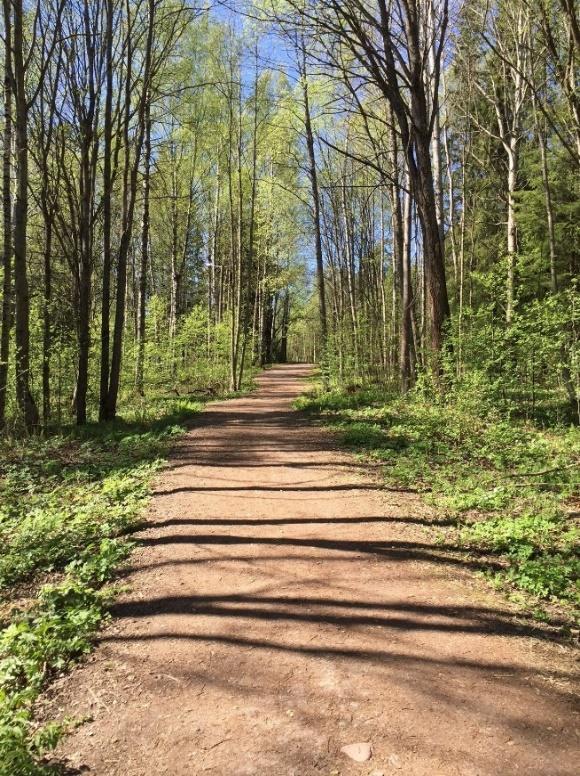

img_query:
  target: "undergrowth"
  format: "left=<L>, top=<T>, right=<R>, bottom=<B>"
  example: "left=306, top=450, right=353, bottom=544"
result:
left=0, top=395, right=206, bottom=774
left=296, top=383, right=579, bottom=618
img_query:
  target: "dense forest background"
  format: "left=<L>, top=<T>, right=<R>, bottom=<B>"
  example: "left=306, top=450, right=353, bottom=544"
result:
left=0, top=0, right=577, bottom=432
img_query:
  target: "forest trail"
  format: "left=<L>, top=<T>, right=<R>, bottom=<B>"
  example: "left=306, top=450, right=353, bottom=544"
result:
left=44, top=365, right=577, bottom=776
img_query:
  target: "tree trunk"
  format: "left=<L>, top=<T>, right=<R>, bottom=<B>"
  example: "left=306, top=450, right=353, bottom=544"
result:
left=278, top=290, right=290, bottom=363
left=301, top=45, right=328, bottom=360
left=408, top=130, right=450, bottom=354
left=535, top=111, right=557, bottom=292
left=76, top=131, right=94, bottom=426
left=105, top=0, right=154, bottom=419
left=99, top=0, right=115, bottom=420
left=0, top=6, right=13, bottom=429
left=136, top=99, right=151, bottom=395
left=12, top=0, right=39, bottom=430
left=76, top=262, right=91, bottom=425
left=341, top=171, right=358, bottom=367
left=75, top=0, right=99, bottom=425
left=236, top=50, right=260, bottom=392
left=42, top=218, right=52, bottom=425
left=506, top=140, right=517, bottom=323
left=400, top=170, right=416, bottom=392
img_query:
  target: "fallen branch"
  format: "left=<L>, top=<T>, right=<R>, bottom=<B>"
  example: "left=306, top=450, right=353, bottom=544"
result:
left=504, top=462, right=579, bottom=479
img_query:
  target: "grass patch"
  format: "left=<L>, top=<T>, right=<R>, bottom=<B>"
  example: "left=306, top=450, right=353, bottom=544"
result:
left=296, top=385, right=579, bottom=617
left=0, top=394, right=208, bottom=774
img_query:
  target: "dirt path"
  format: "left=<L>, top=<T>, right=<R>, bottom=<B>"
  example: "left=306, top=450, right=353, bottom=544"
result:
left=44, top=365, right=577, bottom=776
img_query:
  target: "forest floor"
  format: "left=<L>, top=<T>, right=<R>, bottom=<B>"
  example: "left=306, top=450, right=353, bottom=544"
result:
left=41, top=364, right=578, bottom=776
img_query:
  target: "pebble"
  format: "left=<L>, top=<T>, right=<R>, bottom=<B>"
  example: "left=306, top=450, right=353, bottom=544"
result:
left=341, top=742, right=372, bottom=762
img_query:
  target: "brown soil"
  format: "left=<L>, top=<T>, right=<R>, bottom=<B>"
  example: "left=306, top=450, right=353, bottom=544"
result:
left=42, top=365, right=578, bottom=776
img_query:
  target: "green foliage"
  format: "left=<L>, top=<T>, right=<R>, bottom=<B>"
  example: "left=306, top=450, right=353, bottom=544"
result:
left=444, top=284, right=580, bottom=425
left=118, top=303, right=235, bottom=402
left=0, top=575, right=104, bottom=775
left=298, top=383, right=579, bottom=611
left=0, top=396, right=205, bottom=774
left=0, top=419, right=186, bottom=589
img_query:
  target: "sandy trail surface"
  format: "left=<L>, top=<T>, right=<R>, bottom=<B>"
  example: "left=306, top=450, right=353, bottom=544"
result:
left=44, top=364, right=578, bottom=775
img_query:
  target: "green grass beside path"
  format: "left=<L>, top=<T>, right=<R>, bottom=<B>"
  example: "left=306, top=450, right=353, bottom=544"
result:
left=296, top=384, right=579, bottom=625
left=0, top=396, right=207, bottom=775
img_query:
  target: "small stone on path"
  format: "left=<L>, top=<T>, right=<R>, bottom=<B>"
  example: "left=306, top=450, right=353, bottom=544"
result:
left=341, top=742, right=372, bottom=762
